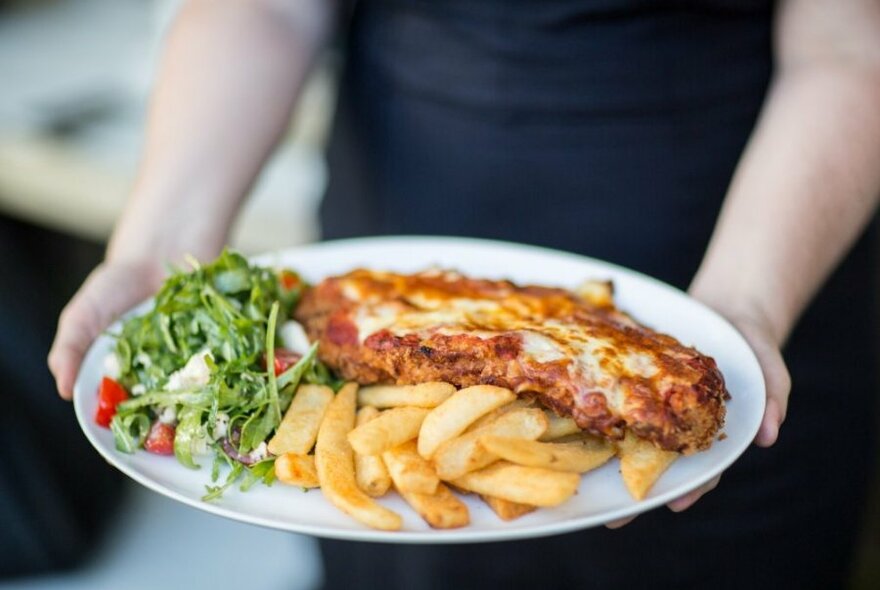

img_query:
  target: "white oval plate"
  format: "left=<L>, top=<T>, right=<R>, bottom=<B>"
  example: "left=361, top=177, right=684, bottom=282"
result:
left=74, top=236, right=764, bottom=543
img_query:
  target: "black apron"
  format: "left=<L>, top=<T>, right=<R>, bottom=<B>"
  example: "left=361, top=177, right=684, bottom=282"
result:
left=319, top=1, right=878, bottom=588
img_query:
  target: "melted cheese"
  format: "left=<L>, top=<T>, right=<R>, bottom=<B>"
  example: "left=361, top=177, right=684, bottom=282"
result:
left=342, top=270, right=663, bottom=416
left=519, top=331, right=566, bottom=363
left=353, top=302, right=404, bottom=343
left=623, top=351, right=659, bottom=379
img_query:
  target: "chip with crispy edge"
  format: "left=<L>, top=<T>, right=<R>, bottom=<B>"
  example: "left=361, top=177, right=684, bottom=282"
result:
left=418, top=385, right=516, bottom=459
left=348, top=406, right=430, bottom=456
left=479, top=435, right=614, bottom=473
left=274, top=453, right=320, bottom=488
left=354, top=406, right=392, bottom=497
left=479, top=494, right=537, bottom=522
left=617, top=430, right=679, bottom=500
left=433, top=408, right=548, bottom=480
left=538, top=412, right=582, bottom=441
left=452, top=461, right=579, bottom=507
left=398, top=483, right=470, bottom=529
left=268, top=384, right=334, bottom=456
left=358, top=382, right=456, bottom=408
left=315, top=383, right=402, bottom=530
left=382, top=440, right=440, bottom=495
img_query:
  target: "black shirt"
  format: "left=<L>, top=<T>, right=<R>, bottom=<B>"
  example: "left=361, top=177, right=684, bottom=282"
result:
left=319, top=2, right=877, bottom=588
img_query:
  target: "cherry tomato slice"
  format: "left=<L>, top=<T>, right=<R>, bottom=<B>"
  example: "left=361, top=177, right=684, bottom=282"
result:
left=262, top=347, right=302, bottom=376
left=279, top=270, right=302, bottom=291
left=144, top=421, right=175, bottom=455
left=95, top=376, right=129, bottom=428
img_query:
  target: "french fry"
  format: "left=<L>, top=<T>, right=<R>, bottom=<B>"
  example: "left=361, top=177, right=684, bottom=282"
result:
left=575, top=279, right=614, bottom=307
left=418, top=385, right=516, bottom=459
left=479, top=494, right=537, bottom=521
left=539, top=412, right=582, bottom=441
left=315, top=383, right=402, bottom=531
left=479, top=435, right=614, bottom=473
left=274, top=453, right=320, bottom=488
left=347, top=407, right=430, bottom=456
left=466, top=398, right=535, bottom=433
left=433, top=408, right=548, bottom=480
left=552, top=432, right=597, bottom=444
left=452, top=461, right=580, bottom=507
left=617, top=430, right=678, bottom=500
left=268, top=384, right=334, bottom=456
left=358, top=382, right=456, bottom=408
left=355, top=407, right=392, bottom=497
left=398, top=483, right=470, bottom=529
left=382, top=440, right=440, bottom=495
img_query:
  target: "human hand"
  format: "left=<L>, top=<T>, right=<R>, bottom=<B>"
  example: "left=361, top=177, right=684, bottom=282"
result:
left=606, top=296, right=791, bottom=528
left=48, top=259, right=166, bottom=400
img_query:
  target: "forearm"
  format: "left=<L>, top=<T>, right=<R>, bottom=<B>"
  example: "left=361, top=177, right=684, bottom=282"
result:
left=691, top=2, right=880, bottom=345
left=109, top=0, right=333, bottom=267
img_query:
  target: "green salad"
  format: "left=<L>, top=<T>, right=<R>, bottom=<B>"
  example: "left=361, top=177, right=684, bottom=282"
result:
left=99, top=249, right=340, bottom=500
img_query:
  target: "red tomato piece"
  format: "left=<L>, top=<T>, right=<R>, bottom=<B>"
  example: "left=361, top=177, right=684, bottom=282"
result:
left=262, top=347, right=302, bottom=376
left=279, top=269, right=301, bottom=291
left=95, top=376, right=129, bottom=428
left=145, top=421, right=175, bottom=455
left=273, top=348, right=302, bottom=375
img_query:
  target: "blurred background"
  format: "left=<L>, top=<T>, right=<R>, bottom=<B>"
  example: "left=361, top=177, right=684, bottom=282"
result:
left=0, top=0, right=327, bottom=588
left=0, top=1, right=878, bottom=589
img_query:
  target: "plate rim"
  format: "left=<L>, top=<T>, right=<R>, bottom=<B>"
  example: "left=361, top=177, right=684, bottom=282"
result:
left=74, top=235, right=765, bottom=543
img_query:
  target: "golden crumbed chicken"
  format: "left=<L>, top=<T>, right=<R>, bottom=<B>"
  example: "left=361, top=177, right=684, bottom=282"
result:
left=294, top=269, right=728, bottom=454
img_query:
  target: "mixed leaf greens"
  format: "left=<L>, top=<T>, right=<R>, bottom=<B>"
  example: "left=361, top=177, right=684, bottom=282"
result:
left=108, top=249, right=338, bottom=500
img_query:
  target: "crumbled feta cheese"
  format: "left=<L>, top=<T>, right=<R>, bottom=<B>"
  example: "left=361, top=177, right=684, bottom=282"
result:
left=279, top=320, right=311, bottom=355
left=135, top=352, right=153, bottom=369
left=103, top=353, right=120, bottom=378
left=165, top=350, right=213, bottom=391
left=212, top=412, right=230, bottom=440
left=158, top=406, right=177, bottom=424
left=249, top=442, right=269, bottom=462
left=132, top=384, right=146, bottom=396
